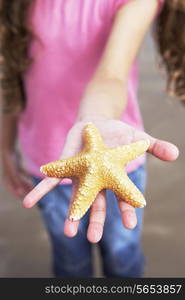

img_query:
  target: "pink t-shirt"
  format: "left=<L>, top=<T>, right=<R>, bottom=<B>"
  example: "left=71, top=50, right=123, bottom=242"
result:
left=18, top=0, right=163, bottom=180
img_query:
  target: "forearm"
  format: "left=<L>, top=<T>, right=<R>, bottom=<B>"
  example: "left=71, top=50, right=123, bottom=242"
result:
left=77, top=76, right=127, bottom=121
left=77, top=0, right=159, bottom=122
left=1, top=113, right=18, bottom=153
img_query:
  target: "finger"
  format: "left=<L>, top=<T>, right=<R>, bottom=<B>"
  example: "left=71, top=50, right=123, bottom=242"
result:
left=148, top=138, right=179, bottom=161
left=64, top=179, right=80, bottom=237
left=118, top=199, right=137, bottom=230
left=134, top=130, right=179, bottom=161
left=64, top=218, right=79, bottom=238
left=23, top=177, right=61, bottom=208
left=87, top=191, right=106, bottom=243
left=61, top=123, right=85, bottom=158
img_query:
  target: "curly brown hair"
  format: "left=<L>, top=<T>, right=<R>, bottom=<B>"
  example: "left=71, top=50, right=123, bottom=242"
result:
left=155, top=0, right=185, bottom=102
left=0, top=0, right=185, bottom=114
left=0, top=0, right=32, bottom=114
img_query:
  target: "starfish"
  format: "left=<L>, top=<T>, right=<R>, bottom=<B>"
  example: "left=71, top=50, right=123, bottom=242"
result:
left=40, top=123, right=150, bottom=221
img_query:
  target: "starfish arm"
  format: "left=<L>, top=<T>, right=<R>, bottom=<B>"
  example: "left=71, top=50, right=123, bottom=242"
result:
left=83, top=123, right=105, bottom=151
left=40, top=155, right=84, bottom=178
left=107, top=140, right=150, bottom=164
left=69, top=175, right=102, bottom=221
left=108, top=171, right=146, bottom=208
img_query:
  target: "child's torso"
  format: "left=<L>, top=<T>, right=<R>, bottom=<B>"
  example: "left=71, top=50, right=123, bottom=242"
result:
left=18, top=0, right=145, bottom=178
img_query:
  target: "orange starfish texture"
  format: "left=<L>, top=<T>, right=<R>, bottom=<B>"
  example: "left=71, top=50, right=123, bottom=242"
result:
left=40, top=123, right=150, bottom=221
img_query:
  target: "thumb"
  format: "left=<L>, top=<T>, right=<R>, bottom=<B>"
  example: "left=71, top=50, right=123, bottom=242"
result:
left=147, top=137, right=179, bottom=161
left=61, top=123, right=85, bottom=159
left=134, top=129, right=179, bottom=161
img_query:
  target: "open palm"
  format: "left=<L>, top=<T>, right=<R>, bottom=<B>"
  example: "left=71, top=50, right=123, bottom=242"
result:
left=23, top=120, right=179, bottom=243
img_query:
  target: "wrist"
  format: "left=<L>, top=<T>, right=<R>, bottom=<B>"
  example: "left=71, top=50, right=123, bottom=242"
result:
left=77, top=113, right=112, bottom=122
left=77, top=78, right=127, bottom=122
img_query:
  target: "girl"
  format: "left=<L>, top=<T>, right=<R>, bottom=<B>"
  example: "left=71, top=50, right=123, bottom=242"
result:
left=0, top=0, right=180, bottom=277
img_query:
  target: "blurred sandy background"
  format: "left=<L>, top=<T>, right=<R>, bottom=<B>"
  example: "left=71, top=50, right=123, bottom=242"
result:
left=0, top=34, right=185, bottom=278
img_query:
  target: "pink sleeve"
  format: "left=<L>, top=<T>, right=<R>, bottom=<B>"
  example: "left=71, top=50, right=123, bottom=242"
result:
left=113, top=0, right=129, bottom=11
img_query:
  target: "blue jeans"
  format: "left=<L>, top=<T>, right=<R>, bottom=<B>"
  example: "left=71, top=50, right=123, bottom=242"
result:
left=32, top=165, right=146, bottom=278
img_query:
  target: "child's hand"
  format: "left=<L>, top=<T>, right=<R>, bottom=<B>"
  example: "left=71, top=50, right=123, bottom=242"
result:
left=2, top=149, right=33, bottom=199
left=23, top=120, right=179, bottom=243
